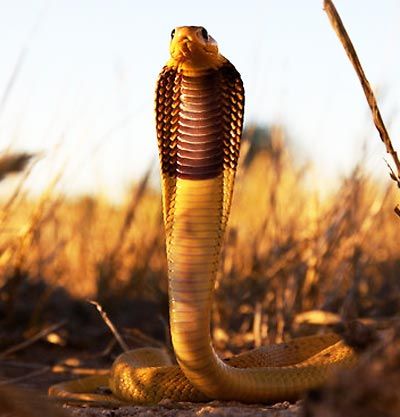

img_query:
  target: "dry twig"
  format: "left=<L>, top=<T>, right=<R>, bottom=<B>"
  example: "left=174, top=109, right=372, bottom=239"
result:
left=0, top=321, right=66, bottom=358
left=323, top=0, right=400, bottom=214
left=0, top=366, right=50, bottom=386
left=89, top=300, right=129, bottom=352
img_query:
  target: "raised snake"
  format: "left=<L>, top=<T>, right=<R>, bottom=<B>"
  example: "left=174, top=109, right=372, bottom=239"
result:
left=49, top=26, right=356, bottom=405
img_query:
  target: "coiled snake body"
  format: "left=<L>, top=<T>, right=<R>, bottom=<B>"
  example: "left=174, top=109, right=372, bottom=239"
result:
left=49, top=26, right=356, bottom=405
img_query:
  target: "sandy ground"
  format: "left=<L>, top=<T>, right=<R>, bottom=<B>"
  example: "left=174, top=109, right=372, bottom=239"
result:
left=1, top=287, right=399, bottom=417
left=1, top=346, right=302, bottom=417
left=65, top=401, right=301, bottom=417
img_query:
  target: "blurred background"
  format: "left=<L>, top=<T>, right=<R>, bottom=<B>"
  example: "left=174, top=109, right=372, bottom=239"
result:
left=0, top=0, right=399, bottom=199
left=0, top=0, right=400, bottom=371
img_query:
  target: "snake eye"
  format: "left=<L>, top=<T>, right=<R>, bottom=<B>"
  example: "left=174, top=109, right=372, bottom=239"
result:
left=170, top=29, right=175, bottom=39
left=200, top=27, right=208, bottom=41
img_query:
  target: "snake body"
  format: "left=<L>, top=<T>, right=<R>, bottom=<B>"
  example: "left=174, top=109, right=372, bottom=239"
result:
left=49, top=26, right=356, bottom=405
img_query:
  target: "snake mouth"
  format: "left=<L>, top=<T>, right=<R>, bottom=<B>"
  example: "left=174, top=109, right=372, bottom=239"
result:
left=169, top=39, right=193, bottom=64
left=168, top=29, right=223, bottom=70
left=180, top=39, right=192, bottom=57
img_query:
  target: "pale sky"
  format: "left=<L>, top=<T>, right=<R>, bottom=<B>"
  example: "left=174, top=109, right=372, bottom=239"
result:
left=0, top=1, right=399, bottom=199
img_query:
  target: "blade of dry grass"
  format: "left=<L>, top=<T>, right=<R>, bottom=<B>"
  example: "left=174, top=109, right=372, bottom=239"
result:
left=0, top=366, right=51, bottom=386
left=89, top=300, right=129, bottom=352
left=0, top=321, right=66, bottom=359
left=0, top=48, right=27, bottom=120
left=111, top=161, right=154, bottom=258
left=0, top=1, right=49, bottom=121
left=323, top=0, right=400, bottom=215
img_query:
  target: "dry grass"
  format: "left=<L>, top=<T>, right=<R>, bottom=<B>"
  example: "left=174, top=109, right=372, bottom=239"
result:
left=0, top=3, right=398, bottom=415
left=0, top=127, right=399, bottom=354
left=324, top=0, right=400, bottom=212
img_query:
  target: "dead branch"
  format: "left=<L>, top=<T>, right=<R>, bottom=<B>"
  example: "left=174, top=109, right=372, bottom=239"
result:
left=323, top=0, right=400, bottom=215
left=89, top=300, right=129, bottom=352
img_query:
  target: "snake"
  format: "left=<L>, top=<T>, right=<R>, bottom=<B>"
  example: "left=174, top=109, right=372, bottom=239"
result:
left=49, top=26, right=356, bottom=405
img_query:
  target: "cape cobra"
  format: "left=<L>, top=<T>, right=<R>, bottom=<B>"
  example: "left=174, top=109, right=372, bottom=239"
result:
left=49, top=26, right=356, bottom=405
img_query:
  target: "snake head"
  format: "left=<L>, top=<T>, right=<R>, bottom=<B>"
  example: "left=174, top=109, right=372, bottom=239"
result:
left=167, top=26, right=226, bottom=71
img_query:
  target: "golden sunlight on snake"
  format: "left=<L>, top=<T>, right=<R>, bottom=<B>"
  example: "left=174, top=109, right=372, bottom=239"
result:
left=49, top=26, right=356, bottom=405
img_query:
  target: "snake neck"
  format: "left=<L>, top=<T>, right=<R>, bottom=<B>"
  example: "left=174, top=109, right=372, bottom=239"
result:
left=158, top=61, right=283, bottom=401
left=176, top=70, right=224, bottom=179
left=168, top=174, right=224, bottom=395
left=164, top=67, right=228, bottom=396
